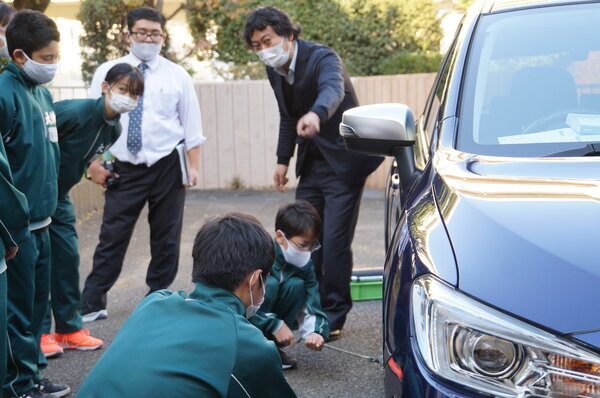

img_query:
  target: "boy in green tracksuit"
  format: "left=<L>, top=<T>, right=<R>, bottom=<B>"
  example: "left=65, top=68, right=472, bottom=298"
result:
left=0, top=10, right=69, bottom=398
left=79, top=213, right=296, bottom=398
left=39, top=63, right=143, bottom=360
left=0, top=142, right=30, bottom=398
left=250, top=200, right=330, bottom=369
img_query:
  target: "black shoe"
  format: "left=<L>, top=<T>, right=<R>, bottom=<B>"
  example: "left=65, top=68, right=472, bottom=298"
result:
left=16, top=388, right=52, bottom=398
left=278, top=347, right=298, bottom=370
left=328, top=329, right=343, bottom=342
left=36, top=379, right=70, bottom=397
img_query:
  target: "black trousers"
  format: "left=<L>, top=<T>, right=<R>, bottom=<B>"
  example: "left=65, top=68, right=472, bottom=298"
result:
left=82, top=150, right=185, bottom=313
left=296, top=158, right=365, bottom=330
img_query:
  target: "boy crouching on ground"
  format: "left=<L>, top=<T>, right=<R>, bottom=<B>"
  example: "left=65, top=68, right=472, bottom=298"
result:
left=250, top=200, right=329, bottom=369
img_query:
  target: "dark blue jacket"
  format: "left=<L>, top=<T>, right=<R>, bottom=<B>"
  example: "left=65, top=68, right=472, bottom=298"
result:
left=267, top=39, right=383, bottom=184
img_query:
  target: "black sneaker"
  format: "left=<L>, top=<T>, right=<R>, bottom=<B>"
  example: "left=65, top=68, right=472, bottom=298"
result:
left=36, top=379, right=70, bottom=397
left=278, top=347, right=298, bottom=370
left=17, top=388, right=52, bottom=398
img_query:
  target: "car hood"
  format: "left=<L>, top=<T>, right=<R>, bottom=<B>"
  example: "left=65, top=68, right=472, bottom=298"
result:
left=433, top=148, right=600, bottom=336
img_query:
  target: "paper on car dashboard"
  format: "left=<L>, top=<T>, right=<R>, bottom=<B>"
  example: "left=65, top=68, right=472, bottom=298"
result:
left=498, top=113, right=600, bottom=144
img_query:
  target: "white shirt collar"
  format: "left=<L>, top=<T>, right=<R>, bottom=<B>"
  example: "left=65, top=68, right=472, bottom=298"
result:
left=127, top=51, right=161, bottom=70
left=275, top=40, right=298, bottom=85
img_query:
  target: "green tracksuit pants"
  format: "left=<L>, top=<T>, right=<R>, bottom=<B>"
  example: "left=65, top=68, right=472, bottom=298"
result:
left=263, top=275, right=306, bottom=336
left=0, top=271, right=7, bottom=398
left=3, top=230, right=50, bottom=397
left=42, top=195, right=83, bottom=335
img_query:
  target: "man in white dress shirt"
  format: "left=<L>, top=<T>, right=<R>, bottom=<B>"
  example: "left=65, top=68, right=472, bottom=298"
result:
left=81, top=7, right=206, bottom=322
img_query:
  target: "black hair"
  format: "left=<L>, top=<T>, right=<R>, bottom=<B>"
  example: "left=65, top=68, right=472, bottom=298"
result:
left=105, top=63, right=145, bottom=97
left=0, top=1, right=15, bottom=27
left=275, top=200, right=322, bottom=238
left=243, top=6, right=301, bottom=47
left=192, top=213, right=274, bottom=292
left=6, top=9, right=59, bottom=58
left=127, top=7, right=166, bottom=31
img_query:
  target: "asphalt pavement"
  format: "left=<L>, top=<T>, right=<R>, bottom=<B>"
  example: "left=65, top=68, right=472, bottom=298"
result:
left=43, top=188, right=387, bottom=397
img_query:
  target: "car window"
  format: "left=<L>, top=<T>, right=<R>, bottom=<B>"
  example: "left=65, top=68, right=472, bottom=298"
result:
left=458, top=3, right=600, bottom=157
left=424, top=23, right=462, bottom=142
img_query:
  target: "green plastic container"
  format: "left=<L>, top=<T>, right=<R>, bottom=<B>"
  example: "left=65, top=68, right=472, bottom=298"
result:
left=350, top=279, right=382, bottom=301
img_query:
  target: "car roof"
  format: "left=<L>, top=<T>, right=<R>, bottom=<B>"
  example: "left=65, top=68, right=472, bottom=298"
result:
left=482, top=0, right=599, bottom=13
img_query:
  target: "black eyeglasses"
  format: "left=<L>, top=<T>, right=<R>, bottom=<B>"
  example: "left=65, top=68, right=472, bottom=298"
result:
left=130, top=31, right=165, bottom=43
left=286, top=235, right=321, bottom=252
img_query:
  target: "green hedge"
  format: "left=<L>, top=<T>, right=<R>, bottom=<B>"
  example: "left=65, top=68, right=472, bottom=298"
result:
left=378, top=52, right=443, bottom=75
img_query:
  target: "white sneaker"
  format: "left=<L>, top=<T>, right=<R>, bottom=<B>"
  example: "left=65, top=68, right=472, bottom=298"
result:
left=82, top=309, right=108, bottom=323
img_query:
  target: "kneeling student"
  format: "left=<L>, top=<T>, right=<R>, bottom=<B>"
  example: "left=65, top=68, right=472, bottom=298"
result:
left=79, top=213, right=296, bottom=398
left=250, top=200, right=330, bottom=369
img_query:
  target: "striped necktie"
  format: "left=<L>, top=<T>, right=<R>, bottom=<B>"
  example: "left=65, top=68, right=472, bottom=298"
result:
left=127, top=62, right=148, bottom=155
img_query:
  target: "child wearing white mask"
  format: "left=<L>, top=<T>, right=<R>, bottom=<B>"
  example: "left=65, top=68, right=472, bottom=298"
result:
left=78, top=213, right=296, bottom=398
left=249, top=200, right=330, bottom=370
left=39, top=63, right=144, bottom=363
left=0, top=1, right=14, bottom=61
left=0, top=9, right=68, bottom=397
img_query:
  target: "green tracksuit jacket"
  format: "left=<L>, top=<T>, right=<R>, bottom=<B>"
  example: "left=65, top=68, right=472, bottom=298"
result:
left=40, top=97, right=121, bottom=337
left=54, top=97, right=121, bottom=196
left=0, top=143, right=29, bottom=273
left=0, top=142, right=30, bottom=394
left=0, top=62, right=59, bottom=227
left=78, top=282, right=297, bottom=398
left=0, top=61, right=59, bottom=396
left=250, top=241, right=330, bottom=340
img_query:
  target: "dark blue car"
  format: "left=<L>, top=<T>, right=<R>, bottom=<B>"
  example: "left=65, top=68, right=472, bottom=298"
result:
left=341, top=0, right=600, bottom=396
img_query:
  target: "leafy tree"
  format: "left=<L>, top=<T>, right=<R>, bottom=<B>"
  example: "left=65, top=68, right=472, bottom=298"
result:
left=184, top=0, right=442, bottom=78
left=78, top=0, right=180, bottom=83
left=454, top=0, right=475, bottom=12
left=378, top=51, right=442, bottom=75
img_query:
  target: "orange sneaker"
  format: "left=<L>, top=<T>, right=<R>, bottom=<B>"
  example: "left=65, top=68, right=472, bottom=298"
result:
left=41, top=334, right=64, bottom=358
left=55, top=328, right=104, bottom=351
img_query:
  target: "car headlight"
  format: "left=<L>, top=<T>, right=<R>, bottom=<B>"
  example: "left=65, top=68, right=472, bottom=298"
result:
left=411, top=275, right=600, bottom=397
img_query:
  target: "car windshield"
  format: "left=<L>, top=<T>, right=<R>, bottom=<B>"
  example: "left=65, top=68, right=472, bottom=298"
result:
left=458, top=3, right=600, bottom=157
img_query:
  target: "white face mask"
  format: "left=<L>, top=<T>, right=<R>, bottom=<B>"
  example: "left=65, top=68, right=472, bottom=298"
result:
left=130, top=38, right=162, bottom=62
left=106, top=89, right=138, bottom=114
left=245, top=271, right=266, bottom=319
left=257, top=39, right=291, bottom=69
left=21, top=51, right=57, bottom=84
left=279, top=231, right=312, bottom=268
left=0, top=35, right=9, bottom=59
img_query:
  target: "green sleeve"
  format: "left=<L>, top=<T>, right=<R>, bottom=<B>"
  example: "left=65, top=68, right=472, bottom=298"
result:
left=0, top=89, right=17, bottom=142
left=230, top=319, right=296, bottom=398
left=249, top=310, right=284, bottom=335
left=0, top=143, right=30, bottom=248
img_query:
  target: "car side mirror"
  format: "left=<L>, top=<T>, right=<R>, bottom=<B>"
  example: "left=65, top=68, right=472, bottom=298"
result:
left=339, top=103, right=416, bottom=156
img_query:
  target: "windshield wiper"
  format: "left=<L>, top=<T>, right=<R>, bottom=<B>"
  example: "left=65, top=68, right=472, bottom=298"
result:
left=544, top=143, right=600, bottom=157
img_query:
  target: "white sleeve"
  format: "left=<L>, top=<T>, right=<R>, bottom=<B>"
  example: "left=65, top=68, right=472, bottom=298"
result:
left=89, top=64, right=108, bottom=99
left=297, top=306, right=318, bottom=339
left=178, top=70, right=206, bottom=150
